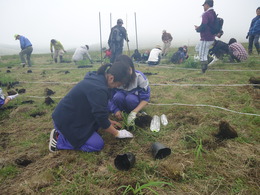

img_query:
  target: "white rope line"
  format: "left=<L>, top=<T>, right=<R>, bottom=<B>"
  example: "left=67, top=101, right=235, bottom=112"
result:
left=149, top=103, right=260, bottom=117
left=19, top=81, right=78, bottom=85
left=150, top=83, right=260, bottom=87
left=22, top=95, right=260, bottom=117
left=1, top=64, right=260, bottom=72
left=136, top=63, right=260, bottom=71
left=18, top=81, right=260, bottom=87
left=26, top=95, right=63, bottom=99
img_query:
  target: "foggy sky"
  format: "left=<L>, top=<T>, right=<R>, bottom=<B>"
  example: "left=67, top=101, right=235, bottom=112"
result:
left=0, top=0, right=259, bottom=53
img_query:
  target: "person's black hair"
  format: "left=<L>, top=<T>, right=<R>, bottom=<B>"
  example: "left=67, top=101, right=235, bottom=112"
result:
left=51, top=39, right=56, bottom=44
left=257, top=7, right=260, bottom=11
left=228, top=38, right=237, bottom=45
left=178, top=47, right=184, bottom=52
left=85, top=45, right=89, bottom=50
left=97, top=62, right=131, bottom=86
left=115, top=55, right=136, bottom=88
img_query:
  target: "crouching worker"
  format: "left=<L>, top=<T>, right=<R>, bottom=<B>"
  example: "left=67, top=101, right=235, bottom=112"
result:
left=108, top=55, right=150, bottom=125
left=0, top=88, right=19, bottom=108
left=49, top=61, right=134, bottom=153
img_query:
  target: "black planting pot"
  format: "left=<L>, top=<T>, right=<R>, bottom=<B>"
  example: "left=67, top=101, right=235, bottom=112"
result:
left=114, top=152, right=136, bottom=171
left=151, top=142, right=171, bottom=159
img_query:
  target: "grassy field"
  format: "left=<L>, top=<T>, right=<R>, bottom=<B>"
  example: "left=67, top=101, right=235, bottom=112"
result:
left=0, top=46, right=259, bottom=195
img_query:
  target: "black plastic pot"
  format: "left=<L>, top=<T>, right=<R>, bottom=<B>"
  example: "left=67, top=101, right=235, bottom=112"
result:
left=114, top=152, right=136, bottom=171
left=151, top=142, right=171, bottom=159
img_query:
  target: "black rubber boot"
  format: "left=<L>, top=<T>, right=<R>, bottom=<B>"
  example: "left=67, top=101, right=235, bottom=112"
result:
left=59, top=56, right=63, bottom=63
left=201, top=61, right=208, bottom=73
left=54, top=58, right=58, bottom=63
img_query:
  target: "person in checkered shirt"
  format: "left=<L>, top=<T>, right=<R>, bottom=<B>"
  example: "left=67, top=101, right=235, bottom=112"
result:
left=228, top=38, right=248, bottom=62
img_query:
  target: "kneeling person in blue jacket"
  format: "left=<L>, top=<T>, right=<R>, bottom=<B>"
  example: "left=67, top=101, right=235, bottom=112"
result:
left=49, top=61, right=133, bottom=153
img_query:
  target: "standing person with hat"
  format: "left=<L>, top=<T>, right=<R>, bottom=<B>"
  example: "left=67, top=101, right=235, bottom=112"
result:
left=147, top=45, right=162, bottom=66
left=246, top=7, right=260, bottom=55
left=161, top=30, right=173, bottom=56
left=108, top=19, right=129, bottom=63
left=194, top=0, right=216, bottom=73
left=14, top=34, right=33, bottom=67
left=50, top=39, right=66, bottom=63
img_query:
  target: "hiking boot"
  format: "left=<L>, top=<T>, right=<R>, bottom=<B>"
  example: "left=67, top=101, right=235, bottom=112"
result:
left=49, top=129, right=58, bottom=152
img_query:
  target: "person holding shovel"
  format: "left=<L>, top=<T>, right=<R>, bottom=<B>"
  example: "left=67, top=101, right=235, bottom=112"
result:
left=49, top=60, right=134, bottom=153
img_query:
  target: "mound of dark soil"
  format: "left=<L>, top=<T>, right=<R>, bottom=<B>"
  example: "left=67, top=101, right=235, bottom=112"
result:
left=6, top=70, right=11, bottom=73
left=214, top=121, right=238, bottom=140
left=30, top=111, right=45, bottom=118
left=0, top=106, right=16, bottom=110
left=15, top=156, right=33, bottom=167
left=64, top=71, right=70, bottom=74
left=77, top=65, right=93, bottom=68
left=44, top=97, right=54, bottom=105
left=135, top=115, right=152, bottom=128
left=143, top=72, right=158, bottom=76
left=21, top=100, right=34, bottom=104
left=7, top=66, right=12, bottom=69
left=16, top=88, right=26, bottom=94
left=249, top=77, right=260, bottom=88
left=27, top=70, right=32, bottom=73
left=249, top=77, right=260, bottom=84
left=44, top=88, right=55, bottom=96
left=0, top=132, right=11, bottom=149
left=7, top=90, right=17, bottom=95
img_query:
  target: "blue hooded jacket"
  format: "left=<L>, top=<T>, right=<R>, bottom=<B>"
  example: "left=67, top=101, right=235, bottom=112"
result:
left=248, top=15, right=260, bottom=35
left=52, top=71, right=111, bottom=149
left=19, top=35, right=32, bottom=50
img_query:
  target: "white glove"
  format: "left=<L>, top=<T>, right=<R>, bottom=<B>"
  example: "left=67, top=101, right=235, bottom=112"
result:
left=116, top=130, right=134, bottom=139
left=127, top=111, right=137, bottom=125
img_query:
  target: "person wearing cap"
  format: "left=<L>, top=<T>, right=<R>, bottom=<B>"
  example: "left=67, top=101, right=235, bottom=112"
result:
left=50, top=39, right=66, bottom=63
left=72, top=45, right=93, bottom=65
left=147, top=45, right=162, bottom=66
left=14, top=34, right=33, bottom=67
left=246, top=7, right=260, bottom=55
left=108, top=19, right=129, bottom=63
left=195, top=0, right=216, bottom=73
left=161, top=30, right=173, bottom=56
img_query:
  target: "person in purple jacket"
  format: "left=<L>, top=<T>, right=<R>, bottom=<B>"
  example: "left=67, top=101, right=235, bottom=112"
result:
left=195, top=0, right=216, bottom=73
left=49, top=61, right=133, bottom=153
left=14, top=34, right=33, bottom=67
left=108, top=55, right=150, bottom=125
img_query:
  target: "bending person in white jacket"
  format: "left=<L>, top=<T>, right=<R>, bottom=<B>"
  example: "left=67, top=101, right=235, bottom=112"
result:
left=72, top=45, right=93, bottom=64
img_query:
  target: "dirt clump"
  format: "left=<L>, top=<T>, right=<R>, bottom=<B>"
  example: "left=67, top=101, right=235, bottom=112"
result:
left=249, top=77, right=260, bottom=88
left=16, top=88, right=26, bottom=94
left=135, top=114, right=152, bottom=128
left=6, top=70, right=11, bottom=73
left=15, top=155, right=33, bottom=167
left=214, top=120, right=238, bottom=140
left=44, top=88, right=55, bottom=96
left=30, top=111, right=45, bottom=118
left=7, top=90, right=17, bottom=95
left=44, top=96, right=54, bottom=105
left=21, top=100, right=34, bottom=104
left=27, top=70, right=32, bottom=73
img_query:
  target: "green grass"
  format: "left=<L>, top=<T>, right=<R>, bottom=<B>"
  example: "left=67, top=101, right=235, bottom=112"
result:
left=0, top=45, right=259, bottom=194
